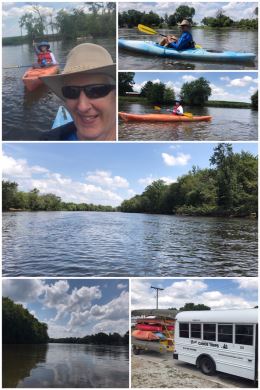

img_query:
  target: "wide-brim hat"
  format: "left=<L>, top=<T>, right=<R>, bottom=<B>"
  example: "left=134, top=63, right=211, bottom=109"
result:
left=41, top=43, right=116, bottom=101
left=178, top=19, right=192, bottom=27
left=38, top=41, right=50, bottom=50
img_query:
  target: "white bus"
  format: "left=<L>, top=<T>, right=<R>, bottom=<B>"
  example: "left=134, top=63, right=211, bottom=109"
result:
left=173, top=309, right=258, bottom=381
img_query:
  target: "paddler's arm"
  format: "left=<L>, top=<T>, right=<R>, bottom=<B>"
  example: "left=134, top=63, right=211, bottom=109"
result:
left=50, top=52, right=57, bottom=65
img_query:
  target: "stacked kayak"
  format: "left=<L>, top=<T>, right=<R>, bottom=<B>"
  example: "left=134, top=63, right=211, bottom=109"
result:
left=119, top=112, right=212, bottom=123
left=22, top=65, right=59, bottom=91
left=118, top=38, right=256, bottom=63
left=132, top=330, right=160, bottom=341
left=52, top=106, right=73, bottom=129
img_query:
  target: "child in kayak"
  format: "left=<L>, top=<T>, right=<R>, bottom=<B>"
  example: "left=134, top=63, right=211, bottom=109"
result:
left=172, top=101, right=183, bottom=115
left=160, top=20, right=195, bottom=51
left=33, top=41, right=57, bottom=68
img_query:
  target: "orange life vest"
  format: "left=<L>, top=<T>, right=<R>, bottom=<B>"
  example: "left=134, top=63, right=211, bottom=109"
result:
left=37, top=51, right=52, bottom=64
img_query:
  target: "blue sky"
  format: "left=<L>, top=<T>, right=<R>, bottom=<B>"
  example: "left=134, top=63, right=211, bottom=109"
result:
left=119, top=2, right=258, bottom=23
left=131, top=72, right=258, bottom=103
left=132, top=278, right=258, bottom=310
left=2, top=2, right=109, bottom=37
left=3, top=143, right=258, bottom=206
left=3, top=279, right=129, bottom=338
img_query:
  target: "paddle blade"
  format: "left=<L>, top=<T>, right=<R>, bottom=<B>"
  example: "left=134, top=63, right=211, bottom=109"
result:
left=183, top=112, right=193, bottom=118
left=195, top=44, right=202, bottom=49
left=154, top=106, right=161, bottom=110
left=138, top=24, right=157, bottom=35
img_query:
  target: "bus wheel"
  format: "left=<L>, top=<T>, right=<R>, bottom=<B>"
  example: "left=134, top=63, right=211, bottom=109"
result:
left=199, top=356, right=216, bottom=376
left=133, top=347, right=140, bottom=355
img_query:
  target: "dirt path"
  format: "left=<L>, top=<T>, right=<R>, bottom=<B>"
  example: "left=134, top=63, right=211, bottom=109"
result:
left=131, top=352, right=256, bottom=388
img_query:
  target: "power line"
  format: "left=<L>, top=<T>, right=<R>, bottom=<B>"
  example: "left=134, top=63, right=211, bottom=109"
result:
left=151, top=286, right=164, bottom=309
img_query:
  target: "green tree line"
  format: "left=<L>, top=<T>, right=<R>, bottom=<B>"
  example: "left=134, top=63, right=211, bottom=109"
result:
left=15, top=3, right=116, bottom=42
left=50, top=331, right=129, bottom=345
left=2, top=181, right=116, bottom=212
left=119, top=6, right=257, bottom=29
left=168, top=303, right=211, bottom=311
left=3, top=297, right=49, bottom=344
left=120, top=144, right=258, bottom=217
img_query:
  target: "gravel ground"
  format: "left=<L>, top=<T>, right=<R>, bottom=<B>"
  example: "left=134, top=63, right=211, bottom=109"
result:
left=131, top=352, right=256, bottom=388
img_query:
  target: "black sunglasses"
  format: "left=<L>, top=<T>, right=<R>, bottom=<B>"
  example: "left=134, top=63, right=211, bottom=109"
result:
left=61, top=84, right=116, bottom=100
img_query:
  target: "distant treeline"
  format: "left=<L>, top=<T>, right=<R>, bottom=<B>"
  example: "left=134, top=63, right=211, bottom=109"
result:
left=119, top=7, right=258, bottom=29
left=120, top=144, right=258, bottom=218
left=119, top=73, right=258, bottom=109
left=4, top=3, right=116, bottom=45
left=50, top=332, right=129, bottom=345
left=2, top=181, right=116, bottom=212
left=3, top=297, right=49, bottom=344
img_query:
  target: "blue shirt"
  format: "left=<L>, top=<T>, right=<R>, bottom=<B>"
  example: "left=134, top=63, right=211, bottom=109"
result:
left=168, top=31, right=194, bottom=51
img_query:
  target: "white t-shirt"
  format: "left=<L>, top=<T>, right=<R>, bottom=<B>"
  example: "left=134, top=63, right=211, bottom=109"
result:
left=173, top=105, right=183, bottom=115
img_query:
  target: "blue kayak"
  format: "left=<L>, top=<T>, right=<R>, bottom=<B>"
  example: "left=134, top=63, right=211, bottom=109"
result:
left=118, top=38, right=256, bottom=63
left=52, top=106, right=73, bottom=129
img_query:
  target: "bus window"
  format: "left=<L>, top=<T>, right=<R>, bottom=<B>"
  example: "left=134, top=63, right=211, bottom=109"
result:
left=191, top=323, right=201, bottom=339
left=235, top=325, right=254, bottom=346
left=179, top=323, right=189, bottom=338
left=218, top=324, right=233, bottom=343
left=203, top=324, right=216, bottom=341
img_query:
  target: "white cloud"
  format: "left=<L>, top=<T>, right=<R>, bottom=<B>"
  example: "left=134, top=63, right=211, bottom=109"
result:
left=236, top=278, right=258, bottom=290
left=182, top=75, right=197, bottom=83
left=227, top=76, right=258, bottom=87
left=86, top=170, right=129, bottom=188
left=3, top=279, right=45, bottom=302
left=131, top=279, right=257, bottom=311
left=138, top=175, right=176, bottom=187
left=117, top=283, right=128, bottom=289
left=220, top=76, right=230, bottom=81
left=162, top=152, right=191, bottom=166
left=2, top=152, right=49, bottom=178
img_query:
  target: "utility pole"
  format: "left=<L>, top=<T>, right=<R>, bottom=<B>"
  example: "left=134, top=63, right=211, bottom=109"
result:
left=151, top=286, right=164, bottom=309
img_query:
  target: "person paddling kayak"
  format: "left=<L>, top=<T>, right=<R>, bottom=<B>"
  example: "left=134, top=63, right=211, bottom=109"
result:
left=159, top=19, right=195, bottom=50
left=33, top=41, right=57, bottom=68
left=172, top=101, right=183, bottom=115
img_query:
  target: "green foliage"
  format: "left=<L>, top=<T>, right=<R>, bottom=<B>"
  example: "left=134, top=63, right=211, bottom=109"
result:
left=179, top=303, right=211, bottom=311
left=181, top=77, right=211, bottom=106
left=3, top=297, right=49, bottom=344
left=120, top=144, right=258, bottom=217
left=118, top=10, right=161, bottom=28
left=201, top=9, right=258, bottom=29
left=168, top=6, right=195, bottom=26
left=141, top=81, right=175, bottom=104
left=50, top=331, right=129, bottom=345
left=251, top=90, right=258, bottom=110
left=2, top=181, right=116, bottom=212
left=119, top=72, right=135, bottom=96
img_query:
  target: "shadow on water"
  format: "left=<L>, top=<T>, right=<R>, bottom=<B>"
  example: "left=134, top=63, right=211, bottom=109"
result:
left=3, top=344, right=48, bottom=388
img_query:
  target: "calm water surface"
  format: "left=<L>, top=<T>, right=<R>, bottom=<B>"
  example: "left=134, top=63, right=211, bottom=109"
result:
left=2, top=38, right=116, bottom=140
left=119, top=102, right=258, bottom=141
left=119, top=28, right=258, bottom=70
left=2, top=212, right=257, bottom=277
left=3, top=344, right=129, bottom=388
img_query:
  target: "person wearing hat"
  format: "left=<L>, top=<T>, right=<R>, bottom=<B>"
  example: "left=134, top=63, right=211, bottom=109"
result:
left=40, top=43, right=116, bottom=141
left=33, top=41, right=57, bottom=68
left=159, top=20, right=195, bottom=51
left=172, top=100, right=184, bottom=115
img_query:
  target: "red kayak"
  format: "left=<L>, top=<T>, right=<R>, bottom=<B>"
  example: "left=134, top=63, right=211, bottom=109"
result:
left=22, top=65, right=59, bottom=91
left=136, top=323, right=174, bottom=331
left=132, top=330, right=160, bottom=341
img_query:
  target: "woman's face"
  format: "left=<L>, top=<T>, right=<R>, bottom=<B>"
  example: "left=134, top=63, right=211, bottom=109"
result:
left=63, top=74, right=116, bottom=141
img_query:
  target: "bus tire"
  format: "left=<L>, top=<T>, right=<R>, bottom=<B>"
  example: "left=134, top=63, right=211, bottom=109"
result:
left=199, top=356, right=216, bottom=376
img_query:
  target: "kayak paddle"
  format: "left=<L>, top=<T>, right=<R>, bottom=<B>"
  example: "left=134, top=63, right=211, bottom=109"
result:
left=3, top=63, right=65, bottom=69
left=137, top=24, right=202, bottom=49
left=153, top=106, right=193, bottom=118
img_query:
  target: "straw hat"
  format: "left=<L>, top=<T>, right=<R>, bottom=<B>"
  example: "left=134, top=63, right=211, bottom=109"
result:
left=178, top=19, right=192, bottom=27
left=41, top=43, right=116, bottom=101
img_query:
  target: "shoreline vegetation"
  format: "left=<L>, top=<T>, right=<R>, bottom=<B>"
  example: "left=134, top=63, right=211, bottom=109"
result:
left=3, top=297, right=129, bottom=346
left=119, top=96, right=252, bottom=109
left=3, top=144, right=258, bottom=219
left=119, top=74, right=258, bottom=110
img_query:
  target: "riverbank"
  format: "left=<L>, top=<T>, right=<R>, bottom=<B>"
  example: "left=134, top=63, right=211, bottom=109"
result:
left=119, top=96, right=252, bottom=109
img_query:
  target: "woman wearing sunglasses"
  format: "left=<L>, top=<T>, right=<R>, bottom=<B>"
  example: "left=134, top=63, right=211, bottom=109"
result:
left=41, top=43, right=116, bottom=141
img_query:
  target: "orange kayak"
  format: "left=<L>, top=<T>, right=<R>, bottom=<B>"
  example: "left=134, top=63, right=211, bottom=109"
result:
left=119, top=112, right=212, bottom=122
left=132, top=330, right=160, bottom=341
left=22, top=65, right=59, bottom=91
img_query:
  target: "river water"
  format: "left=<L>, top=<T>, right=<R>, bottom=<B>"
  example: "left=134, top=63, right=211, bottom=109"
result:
left=3, top=344, right=129, bottom=388
left=2, top=212, right=257, bottom=277
left=2, top=38, right=116, bottom=141
left=118, top=27, right=258, bottom=70
left=119, top=102, right=258, bottom=141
